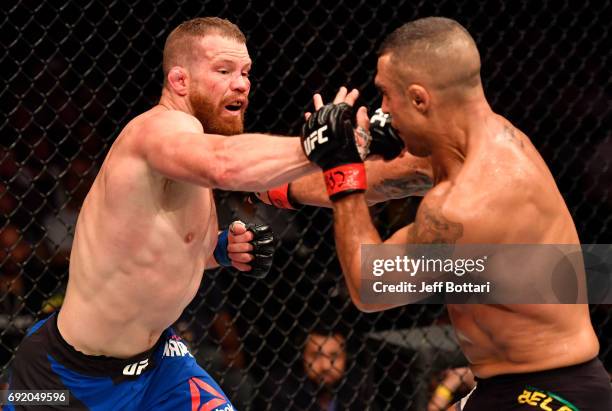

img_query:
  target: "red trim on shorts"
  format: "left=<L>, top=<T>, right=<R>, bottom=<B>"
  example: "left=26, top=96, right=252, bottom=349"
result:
left=189, top=377, right=228, bottom=411
left=191, top=377, right=224, bottom=400
left=201, top=398, right=226, bottom=411
left=189, top=379, right=200, bottom=411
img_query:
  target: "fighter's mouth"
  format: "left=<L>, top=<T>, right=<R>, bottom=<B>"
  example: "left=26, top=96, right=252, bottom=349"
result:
left=224, top=101, right=244, bottom=111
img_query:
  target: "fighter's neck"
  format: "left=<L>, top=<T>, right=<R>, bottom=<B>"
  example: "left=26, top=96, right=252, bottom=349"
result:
left=158, top=89, right=193, bottom=116
left=428, top=103, right=496, bottom=183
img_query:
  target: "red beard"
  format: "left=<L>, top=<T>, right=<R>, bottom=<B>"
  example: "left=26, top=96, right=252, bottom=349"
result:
left=189, top=90, right=245, bottom=135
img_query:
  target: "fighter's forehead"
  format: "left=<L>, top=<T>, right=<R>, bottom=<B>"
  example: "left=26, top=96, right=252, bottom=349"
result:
left=374, top=54, right=394, bottom=87
left=195, top=35, right=251, bottom=66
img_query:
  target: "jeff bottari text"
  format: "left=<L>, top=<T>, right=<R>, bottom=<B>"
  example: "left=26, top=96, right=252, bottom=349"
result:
left=372, top=281, right=491, bottom=293
left=370, top=256, right=491, bottom=294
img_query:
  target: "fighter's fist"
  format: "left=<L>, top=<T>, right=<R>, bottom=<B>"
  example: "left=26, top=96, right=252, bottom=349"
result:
left=301, top=102, right=366, bottom=201
left=243, top=223, right=274, bottom=278
left=368, top=108, right=405, bottom=160
left=302, top=103, right=358, bottom=167
left=214, top=221, right=275, bottom=278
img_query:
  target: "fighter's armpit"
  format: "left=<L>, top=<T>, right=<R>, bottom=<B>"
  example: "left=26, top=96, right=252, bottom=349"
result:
left=412, top=202, right=464, bottom=244
left=372, top=173, right=433, bottom=199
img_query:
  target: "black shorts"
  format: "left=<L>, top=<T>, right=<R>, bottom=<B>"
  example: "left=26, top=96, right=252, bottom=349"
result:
left=457, top=358, right=612, bottom=411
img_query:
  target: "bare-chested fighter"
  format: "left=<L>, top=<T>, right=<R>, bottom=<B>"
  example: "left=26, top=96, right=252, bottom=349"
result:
left=5, top=17, right=361, bottom=411
left=299, top=17, right=612, bottom=411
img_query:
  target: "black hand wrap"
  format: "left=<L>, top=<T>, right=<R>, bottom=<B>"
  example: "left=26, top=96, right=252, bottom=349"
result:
left=301, top=103, right=366, bottom=201
left=245, top=223, right=275, bottom=278
left=368, top=108, right=405, bottom=161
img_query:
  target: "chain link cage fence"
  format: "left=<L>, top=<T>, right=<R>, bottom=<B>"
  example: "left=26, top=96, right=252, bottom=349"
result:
left=1, top=0, right=611, bottom=410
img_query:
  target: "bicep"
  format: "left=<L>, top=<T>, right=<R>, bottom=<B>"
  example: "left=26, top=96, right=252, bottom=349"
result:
left=384, top=224, right=416, bottom=244
left=411, top=201, right=465, bottom=244
left=365, top=154, right=433, bottom=205
left=383, top=196, right=467, bottom=245
left=126, top=111, right=228, bottom=187
left=139, top=131, right=224, bottom=187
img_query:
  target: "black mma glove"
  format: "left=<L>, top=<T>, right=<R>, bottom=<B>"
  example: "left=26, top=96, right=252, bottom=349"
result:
left=244, top=223, right=275, bottom=278
left=213, top=222, right=275, bottom=278
left=301, top=103, right=366, bottom=201
left=368, top=108, right=405, bottom=160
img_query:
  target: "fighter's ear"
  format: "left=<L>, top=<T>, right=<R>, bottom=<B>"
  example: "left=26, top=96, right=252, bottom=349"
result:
left=167, top=66, right=189, bottom=96
left=407, top=85, right=429, bottom=114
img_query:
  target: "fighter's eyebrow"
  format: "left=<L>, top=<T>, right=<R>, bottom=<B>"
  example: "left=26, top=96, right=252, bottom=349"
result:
left=212, top=58, right=236, bottom=66
left=212, top=58, right=252, bottom=68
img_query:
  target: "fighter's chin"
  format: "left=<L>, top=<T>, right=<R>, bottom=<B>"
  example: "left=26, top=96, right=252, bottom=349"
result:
left=199, top=113, right=244, bottom=135
left=405, top=145, right=430, bottom=157
left=215, top=123, right=244, bottom=136
left=400, top=134, right=430, bottom=157
left=219, top=110, right=245, bottom=131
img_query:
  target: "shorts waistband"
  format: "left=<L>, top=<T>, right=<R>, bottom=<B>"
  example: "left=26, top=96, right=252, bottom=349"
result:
left=475, top=357, right=603, bottom=386
left=46, top=313, right=166, bottom=378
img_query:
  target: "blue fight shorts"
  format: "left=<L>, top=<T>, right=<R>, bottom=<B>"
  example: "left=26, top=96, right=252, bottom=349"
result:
left=4, top=314, right=235, bottom=411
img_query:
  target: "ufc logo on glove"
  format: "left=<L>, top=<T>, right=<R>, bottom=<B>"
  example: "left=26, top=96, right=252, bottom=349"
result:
left=370, top=108, right=390, bottom=127
left=303, top=125, right=328, bottom=155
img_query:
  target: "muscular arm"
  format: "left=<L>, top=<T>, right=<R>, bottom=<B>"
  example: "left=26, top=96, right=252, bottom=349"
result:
left=333, top=188, right=465, bottom=312
left=332, top=193, right=391, bottom=312
left=137, top=110, right=317, bottom=191
left=290, top=153, right=432, bottom=207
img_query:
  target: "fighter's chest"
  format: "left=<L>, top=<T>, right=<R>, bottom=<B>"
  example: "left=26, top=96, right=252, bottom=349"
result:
left=159, top=181, right=218, bottom=241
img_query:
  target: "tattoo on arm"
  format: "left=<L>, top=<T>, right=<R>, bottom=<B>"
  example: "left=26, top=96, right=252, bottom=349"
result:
left=413, top=203, right=463, bottom=244
left=373, top=173, right=433, bottom=199
left=502, top=125, right=524, bottom=148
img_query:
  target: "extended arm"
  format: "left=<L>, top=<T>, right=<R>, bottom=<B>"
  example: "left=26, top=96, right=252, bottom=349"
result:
left=137, top=110, right=317, bottom=191
left=252, top=103, right=432, bottom=208
left=145, top=131, right=316, bottom=191
left=290, top=153, right=432, bottom=207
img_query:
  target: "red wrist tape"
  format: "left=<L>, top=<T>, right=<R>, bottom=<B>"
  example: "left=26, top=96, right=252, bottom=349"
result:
left=267, top=183, right=296, bottom=209
left=323, top=163, right=367, bottom=200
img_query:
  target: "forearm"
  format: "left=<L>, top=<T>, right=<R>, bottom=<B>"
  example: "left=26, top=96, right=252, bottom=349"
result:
left=334, top=196, right=438, bottom=309
left=288, top=173, right=330, bottom=207
left=291, top=155, right=432, bottom=207
left=218, top=134, right=318, bottom=191
left=332, top=194, right=403, bottom=312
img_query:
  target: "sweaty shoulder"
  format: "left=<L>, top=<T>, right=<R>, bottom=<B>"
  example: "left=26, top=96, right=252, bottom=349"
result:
left=414, top=179, right=512, bottom=244
left=93, top=108, right=207, bottom=213
left=424, top=121, right=574, bottom=244
left=146, top=108, right=203, bottom=133
left=412, top=182, right=467, bottom=244
left=123, top=108, right=203, bottom=150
